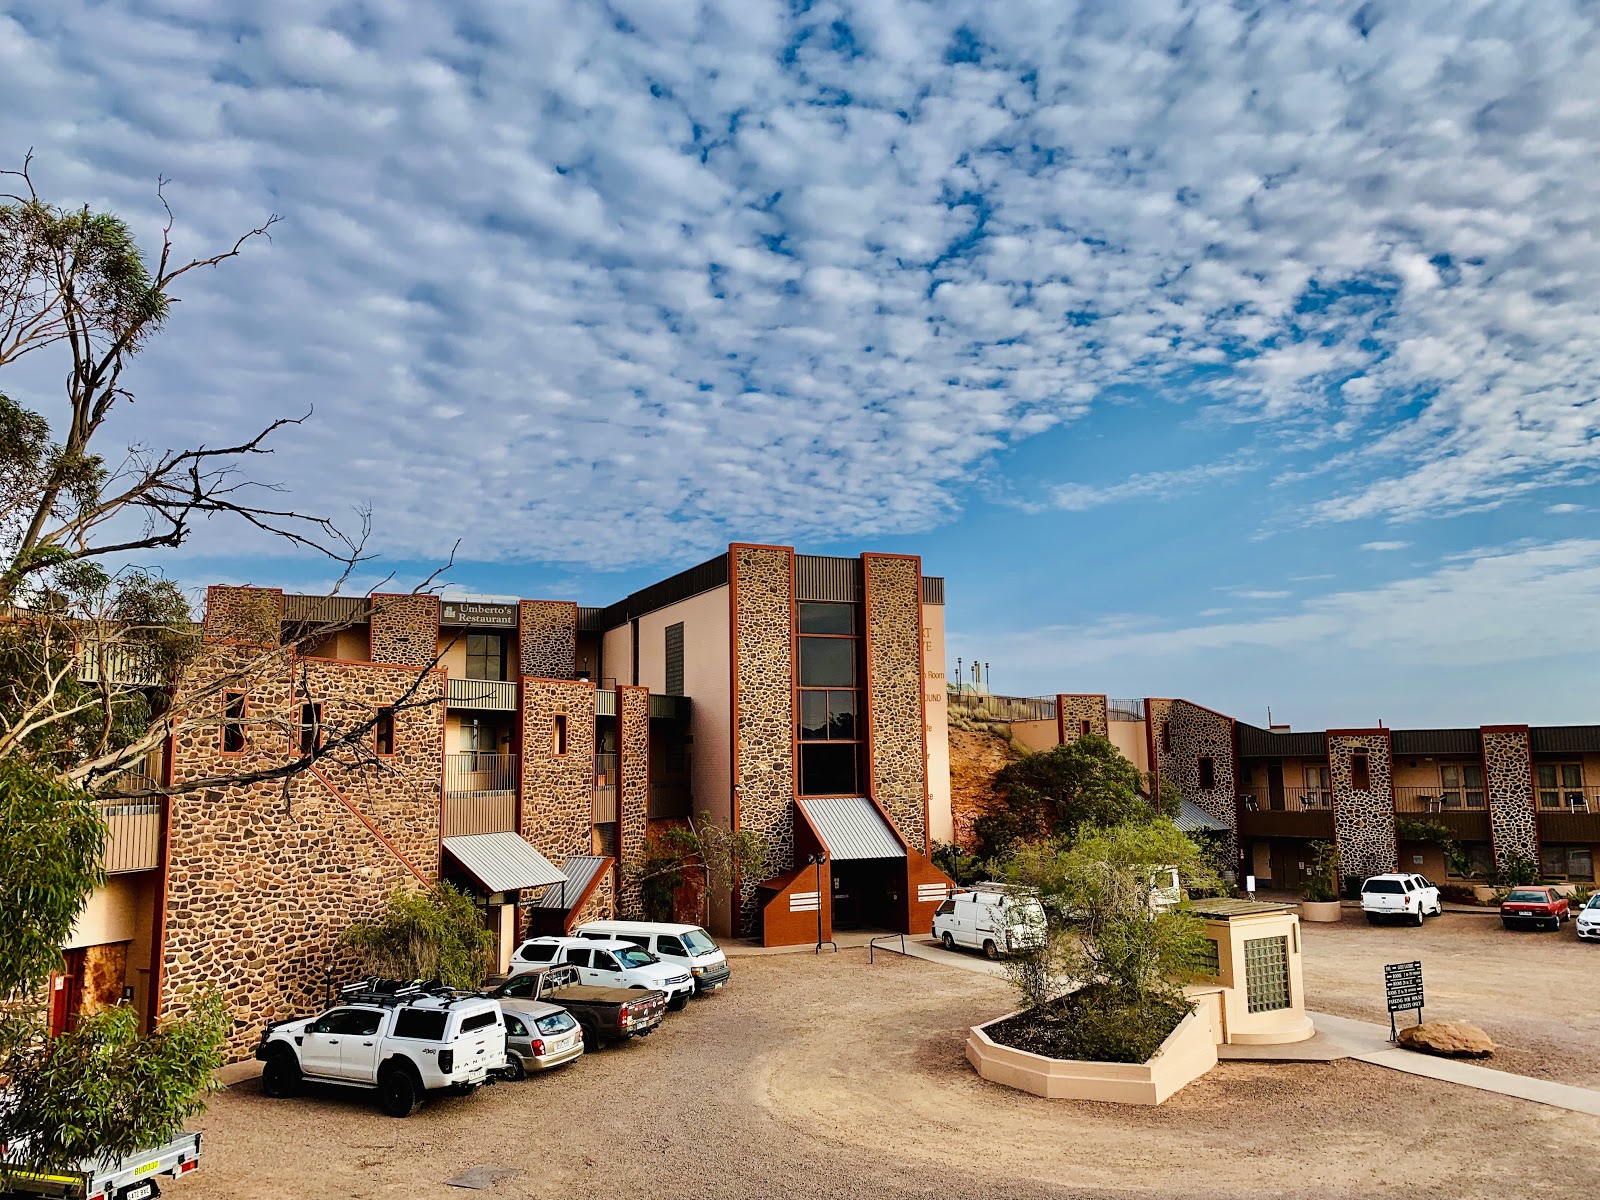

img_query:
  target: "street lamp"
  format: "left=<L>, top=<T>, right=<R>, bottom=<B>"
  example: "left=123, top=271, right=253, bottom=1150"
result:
left=807, top=852, right=836, bottom=954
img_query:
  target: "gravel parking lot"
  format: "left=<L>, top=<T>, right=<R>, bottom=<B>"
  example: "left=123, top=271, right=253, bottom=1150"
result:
left=184, top=929, right=1598, bottom=1200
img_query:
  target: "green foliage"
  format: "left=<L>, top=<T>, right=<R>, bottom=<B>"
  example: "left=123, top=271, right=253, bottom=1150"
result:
left=1302, top=840, right=1341, bottom=903
left=622, top=813, right=768, bottom=926
left=340, top=884, right=495, bottom=989
left=994, top=819, right=1217, bottom=1012
left=979, top=736, right=1174, bottom=861
left=1491, top=851, right=1540, bottom=887
left=931, top=840, right=983, bottom=886
left=0, top=762, right=105, bottom=993
left=1042, top=984, right=1190, bottom=1064
left=0, top=993, right=225, bottom=1178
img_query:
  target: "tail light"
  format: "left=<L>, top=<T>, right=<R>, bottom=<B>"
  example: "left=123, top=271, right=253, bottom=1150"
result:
left=1403, top=895, right=1412, bottom=906
left=180, top=1160, right=198, bottom=1174
left=531, top=1038, right=545, bottom=1056
left=439, top=1049, right=455, bottom=1075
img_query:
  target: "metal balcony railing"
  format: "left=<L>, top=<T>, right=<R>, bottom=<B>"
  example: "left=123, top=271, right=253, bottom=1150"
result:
left=1238, top=789, right=1333, bottom=813
left=1536, top=784, right=1600, bottom=812
left=1394, top=785, right=1486, bottom=813
left=96, top=797, right=164, bottom=873
left=595, top=689, right=617, bottom=717
left=443, top=752, right=517, bottom=795
left=446, top=678, right=518, bottom=711
left=1108, top=698, right=1146, bottom=721
left=593, top=751, right=618, bottom=822
left=947, top=691, right=1057, bottom=722
left=441, top=753, right=517, bottom=836
left=75, top=641, right=169, bottom=687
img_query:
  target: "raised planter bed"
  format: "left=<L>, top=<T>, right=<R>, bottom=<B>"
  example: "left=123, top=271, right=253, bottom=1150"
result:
left=966, top=1007, right=1218, bottom=1106
left=1298, top=900, right=1342, bottom=923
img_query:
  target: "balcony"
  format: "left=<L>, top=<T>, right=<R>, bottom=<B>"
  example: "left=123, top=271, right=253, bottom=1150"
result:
left=446, top=678, right=518, bottom=712
left=442, top=753, right=517, bottom=836
left=1393, top=786, right=1490, bottom=842
left=96, top=795, right=164, bottom=874
left=75, top=641, right=168, bottom=688
left=1238, top=789, right=1335, bottom=839
left=649, top=694, right=691, bottom=720
left=1538, top=787, right=1600, bottom=843
left=593, top=751, right=617, bottom=823
left=596, top=689, right=616, bottom=717
left=649, top=781, right=690, bottom=819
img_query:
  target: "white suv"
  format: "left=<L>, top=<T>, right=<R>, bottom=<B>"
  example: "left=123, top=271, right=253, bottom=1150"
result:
left=1360, top=873, right=1442, bottom=926
left=511, top=936, right=694, bottom=1009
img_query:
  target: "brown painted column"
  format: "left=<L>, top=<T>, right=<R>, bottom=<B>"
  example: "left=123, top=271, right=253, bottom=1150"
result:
left=1327, top=730, right=1397, bottom=880
left=862, top=553, right=928, bottom=853
left=1482, top=725, right=1538, bottom=868
left=616, top=685, right=651, bottom=917
left=519, top=600, right=577, bottom=679
left=369, top=594, right=439, bottom=666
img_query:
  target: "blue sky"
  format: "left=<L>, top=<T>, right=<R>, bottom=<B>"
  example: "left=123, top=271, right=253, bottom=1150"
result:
left=3, top=1, right=1599, bottom=728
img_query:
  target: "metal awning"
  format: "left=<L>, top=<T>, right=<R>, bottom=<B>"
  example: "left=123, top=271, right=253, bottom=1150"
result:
left=525, top=855, right=610, bottom=911
left=1175, top=798, right=1230, bottom=834
left=443, top=833, right=567, bottom=894
left=797, top=797, right=906, bottom=861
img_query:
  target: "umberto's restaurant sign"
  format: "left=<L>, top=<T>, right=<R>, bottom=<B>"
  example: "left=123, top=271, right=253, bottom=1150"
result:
left=440, top=600, right=518, bottom=627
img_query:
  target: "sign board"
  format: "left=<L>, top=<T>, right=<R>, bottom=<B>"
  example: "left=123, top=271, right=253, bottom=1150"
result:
left=1384, top=960, right=1424, bottom=1039
left=440, top=600, right=518, bottom=628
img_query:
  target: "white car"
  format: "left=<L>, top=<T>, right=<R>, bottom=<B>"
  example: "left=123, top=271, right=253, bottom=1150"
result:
left=932, top=885, right=1046, bottom=959
left=1360, top=873, right=1442, bottom=926
left=1576, top=894, right=1600, bottom=941
left=511, top=935, right=694, bottom=1009
left=573, top=919, right=731, bottom=994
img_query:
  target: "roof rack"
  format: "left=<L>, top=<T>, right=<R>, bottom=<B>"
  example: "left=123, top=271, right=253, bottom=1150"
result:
left=336, top=977, right=473, bottom=1008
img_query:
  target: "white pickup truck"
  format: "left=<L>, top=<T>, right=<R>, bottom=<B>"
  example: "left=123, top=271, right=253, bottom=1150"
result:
left=1, top=1130, right=200, bottom=1200
left=254, top=980, right=507, bottom=1117
left=1360, top=873, right=1442, bottom=925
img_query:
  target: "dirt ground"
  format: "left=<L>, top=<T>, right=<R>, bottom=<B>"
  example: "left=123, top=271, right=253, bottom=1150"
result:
left=1300, top=906, right=1600, bottom=1086
left=184, top=939, right=1598, bottom=1200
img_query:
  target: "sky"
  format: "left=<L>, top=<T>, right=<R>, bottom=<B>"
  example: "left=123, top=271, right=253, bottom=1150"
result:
left=3, top=0, right=1599, bottom=729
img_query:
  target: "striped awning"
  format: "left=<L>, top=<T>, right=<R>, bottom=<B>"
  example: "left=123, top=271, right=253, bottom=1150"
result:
left=525, top=855, right=611, bottom=911
left=796, top=797, right=906, bottom=862
left=443, top=833, right=567, bottom=894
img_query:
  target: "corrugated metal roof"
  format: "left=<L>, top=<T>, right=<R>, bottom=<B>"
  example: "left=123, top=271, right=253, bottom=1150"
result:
left=281, top=594, right=370, bottom=624
left=1391, top=728, right=1481, bottom=756
left=797, top=797, right=906, bottom=861
left=443, top=834, right=567, bottom=893
left=795, top=555, right=861, bottom=602
left=1235, top=722, right=1327, bottom=758
left=576, top=606, right=606, bottom=632
left=526, top=855, right=610, bottom=910
left=1175, top=798, right=1230, bottom=834
left=1531, top=726, right=1600, bottom=754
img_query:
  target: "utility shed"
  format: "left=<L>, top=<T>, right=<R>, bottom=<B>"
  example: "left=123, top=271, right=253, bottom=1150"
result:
left=1185, top=899, right=1314, bottom=1046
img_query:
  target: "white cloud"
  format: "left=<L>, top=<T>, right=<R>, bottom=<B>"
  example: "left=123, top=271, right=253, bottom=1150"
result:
left=1224, top=588, right=1292, bottom=601
left=1360, top=540, right=1411, bottom=552
left=1034, top=457, right=1255, bottom=512
left=1547, top=503, right=1585, bottom=514
left=0, top=2, right=1597, bottom=568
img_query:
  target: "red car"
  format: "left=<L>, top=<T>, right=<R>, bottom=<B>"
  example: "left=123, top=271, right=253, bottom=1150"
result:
left=1499, top=886, right=1571, bottom=931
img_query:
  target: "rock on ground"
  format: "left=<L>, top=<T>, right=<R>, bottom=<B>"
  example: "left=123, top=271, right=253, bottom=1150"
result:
left=1397, top=1020, right=1497, bottom=1058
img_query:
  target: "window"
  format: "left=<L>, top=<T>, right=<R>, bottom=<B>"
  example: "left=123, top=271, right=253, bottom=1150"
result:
left=665, top=622, right=684, bottom=697
left=1303, top=765, right=1331, bottom=807
left=375, top=706, right=396, bottom=756
left=1198, top=756, right=1216, bottom=790
left=504, top=1015, right=527, bottom=1038
left=1243, top=936, right=1291, bottom=1013
left=298, top=701, right=323, bottom=755
left=1440, top=763, right=1485, bottom=809
left=465, top=633, right=505, bottom=682
left=1080, top=720, right=1092, bottom=737
left=1350, top=754, right=1371, bottom=792
left=1536, top=762, right=1585, bottom=809
left=1541, top=845, right=1595, bottom=881
left=222, top=691, right=247, bottom=753
left=1362, top=879, right=1403, bottom=894
left=1194, top=938, right=1220, bottom=978
left=459, top=1010, right=499, bottom=1033
left=1448, top=842, right=1494, bottom=879
left=497, top=976, right=535, bottom=998
left=552, top=714, right=568, bottom=756
left=313, top=1008, right=381, bottom=1036
left=657, top=935, right=686, bottom=957
left=1161, top=721, right=1172, bottom=753
left=392, top=1009, right=447, bottom=1040
left=560, top=947, right=590, bottom=967
left=536, top=1011, right=577, bottom=1035
left=593, top=951, right=619, bottom=972
left=797, top=601, right=861, bottom=796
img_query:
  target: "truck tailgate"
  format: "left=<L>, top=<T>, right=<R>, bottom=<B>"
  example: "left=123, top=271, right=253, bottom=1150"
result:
left=453, top=1026, right=506, bottom=1081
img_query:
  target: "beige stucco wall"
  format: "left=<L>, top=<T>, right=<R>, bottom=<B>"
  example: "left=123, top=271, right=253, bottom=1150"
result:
left=922, top=600, right=952, bottom=845
left=66, top=872, right=160, bottom=1025
left=601, top=623, right=631, bottom=687
left=304, top=626, right=369, bottom=662
left=1107, top=719, right=1149, bottom=772
left=1012, top=719, right=1059, bottom=754
left=434, top=632, right=469, bottom=679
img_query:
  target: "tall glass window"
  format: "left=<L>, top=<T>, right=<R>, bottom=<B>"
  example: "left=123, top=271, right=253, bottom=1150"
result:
left=797, top=601, right=861, bottom=796
left=466, top=633, right=505, bottom=681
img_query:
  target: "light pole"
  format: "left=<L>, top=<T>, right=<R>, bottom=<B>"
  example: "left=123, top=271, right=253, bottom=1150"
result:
left=808, top=852, right=836, bottom=954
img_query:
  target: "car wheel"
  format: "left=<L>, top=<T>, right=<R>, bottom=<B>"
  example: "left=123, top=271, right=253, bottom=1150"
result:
left=502, top=1055, right=528, bottom=1082
left=940, top=931, right=955, bottom=951
left=667, top=992, right=689, bottom=1012
left=578, top=1021, right=601, bottom=1053
left=1365, top=913, right=1379, bottom=925
left=377, top=1066, right=422, bottom=1118
left=982, top=939, right=999, bottom=961
left=1413, top=908, right=1425, bottom=927
left=261, top=1051, right=300, bottom=1098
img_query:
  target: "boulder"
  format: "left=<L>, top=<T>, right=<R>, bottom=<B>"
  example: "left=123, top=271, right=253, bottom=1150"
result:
left=1396, top=1020, right=1496, bottom=1058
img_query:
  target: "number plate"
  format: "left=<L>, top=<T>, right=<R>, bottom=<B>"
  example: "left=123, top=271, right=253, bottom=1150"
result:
left=125, top=1183, right=156, bottom=1200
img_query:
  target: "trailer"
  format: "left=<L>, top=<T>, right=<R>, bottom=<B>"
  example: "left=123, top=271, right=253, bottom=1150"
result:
left=2, top=1130, right=200, bottom=1200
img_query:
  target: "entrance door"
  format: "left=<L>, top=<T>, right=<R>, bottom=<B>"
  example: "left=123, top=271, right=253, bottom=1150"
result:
left=48, top=949, right=85, bottom=1036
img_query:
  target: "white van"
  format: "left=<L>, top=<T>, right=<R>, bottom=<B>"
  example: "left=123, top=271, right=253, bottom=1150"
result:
left=574, top=920, right=731, bottom=995
left=932, top=885, right=1046, bottom=959
left=509, top=936, right=695, bottom=1009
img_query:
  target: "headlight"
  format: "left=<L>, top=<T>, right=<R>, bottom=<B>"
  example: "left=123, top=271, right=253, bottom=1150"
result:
left=691, top=966, right=705, bottom=976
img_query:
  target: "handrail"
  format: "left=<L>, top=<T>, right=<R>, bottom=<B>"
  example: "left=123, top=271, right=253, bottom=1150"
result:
left=868, top=932, right=907, bottom=963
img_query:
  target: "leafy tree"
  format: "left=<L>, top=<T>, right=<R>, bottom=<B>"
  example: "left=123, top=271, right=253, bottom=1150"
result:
left=623, top=813, right=767, bottom=927
left=977, top=735, right=1176, bottom=860
left=930, top=840, right=983, bottom=886
left=340, top=885, right=496, bottom=988
left=1302, top=840, right=1341, bottom=903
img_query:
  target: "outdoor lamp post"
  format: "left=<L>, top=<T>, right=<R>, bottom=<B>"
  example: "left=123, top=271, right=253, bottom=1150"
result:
left=807, top=852, right=836, bottom=954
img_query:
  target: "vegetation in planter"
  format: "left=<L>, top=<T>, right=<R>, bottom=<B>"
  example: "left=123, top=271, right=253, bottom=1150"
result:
left=1301, top=840, right=1340, bottom=903
left=985, top=819, right=1215, bottom=1064
left=1489, top=851, right=1540, bottom=888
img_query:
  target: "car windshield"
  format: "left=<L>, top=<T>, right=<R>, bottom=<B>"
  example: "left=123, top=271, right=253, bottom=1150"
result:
left=1507, top=889, right=1548, bottom=902
left=614, top=947, right=659, bottom=968
left=535, top=1012, right=577, bottom=1035
left=1587, top=895, right=1600, bottom=910
left=683, top=929, right=718, bottom=954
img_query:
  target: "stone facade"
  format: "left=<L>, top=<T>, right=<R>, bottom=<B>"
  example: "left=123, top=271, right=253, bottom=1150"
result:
left=1328, top=732, right=1397, bottom=881
left=520, top=679, right=598, bottom=864
left=731, top=545, right=796, bottom=933
left=616, top=685, right=650, bottom=917
left=1057, top=694, right=1110, bottom=743
left=520, top=600, right=577, bottom=679
left=1151, top=698, right=1238, bottom=861
left=203, top=585, right=282, bottom=645
left=163, top=636, right=447, bottom=1060
left=863, top=554, right=928, bottom=853
left=1483, top=726, right=1538, bottom=867
left=370, top=593, right=439, bottom=667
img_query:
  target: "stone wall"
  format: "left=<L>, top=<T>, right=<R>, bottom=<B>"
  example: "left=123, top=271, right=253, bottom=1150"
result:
left=1328, top=732, right=1397, bottom=881
left=1151, top=698, right=1238, bottom=861
left=370, top=593, right=440, bottom=667
left=863, top=554, right=928, bottom=852
left=520, top=679, right=598, bottom=865
left=731, top=545, right=796, bottom=934
left=616, top=685, right=650, bottom=917
left=163, top=640, right=447, bottom=1060
left=203, top=586, right=282, bottom=645
left=1483, top=726, right=1538, bottom=866
left=520, top=600, right=577, bottom=679
left=1057, top=694, right=1110, bottom=743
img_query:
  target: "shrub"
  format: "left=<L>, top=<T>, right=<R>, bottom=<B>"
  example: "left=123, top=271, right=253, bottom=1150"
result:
left=1490, top=852, right=1539, bottom=887
left=340, top=883, right=494, bottom=989
left=985, top=983, right=1189, bottom=1064
left=1302, top=841, right=1340, bottom=903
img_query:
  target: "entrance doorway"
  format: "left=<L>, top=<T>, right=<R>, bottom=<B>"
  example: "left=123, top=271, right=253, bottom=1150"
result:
left=829, top=859, right=904, bottom=931
left=48, top=948, right=86, bottom=1035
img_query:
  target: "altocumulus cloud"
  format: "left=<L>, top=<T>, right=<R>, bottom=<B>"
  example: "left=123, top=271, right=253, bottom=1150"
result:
left=2, top=1, right=1599, bottom=567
